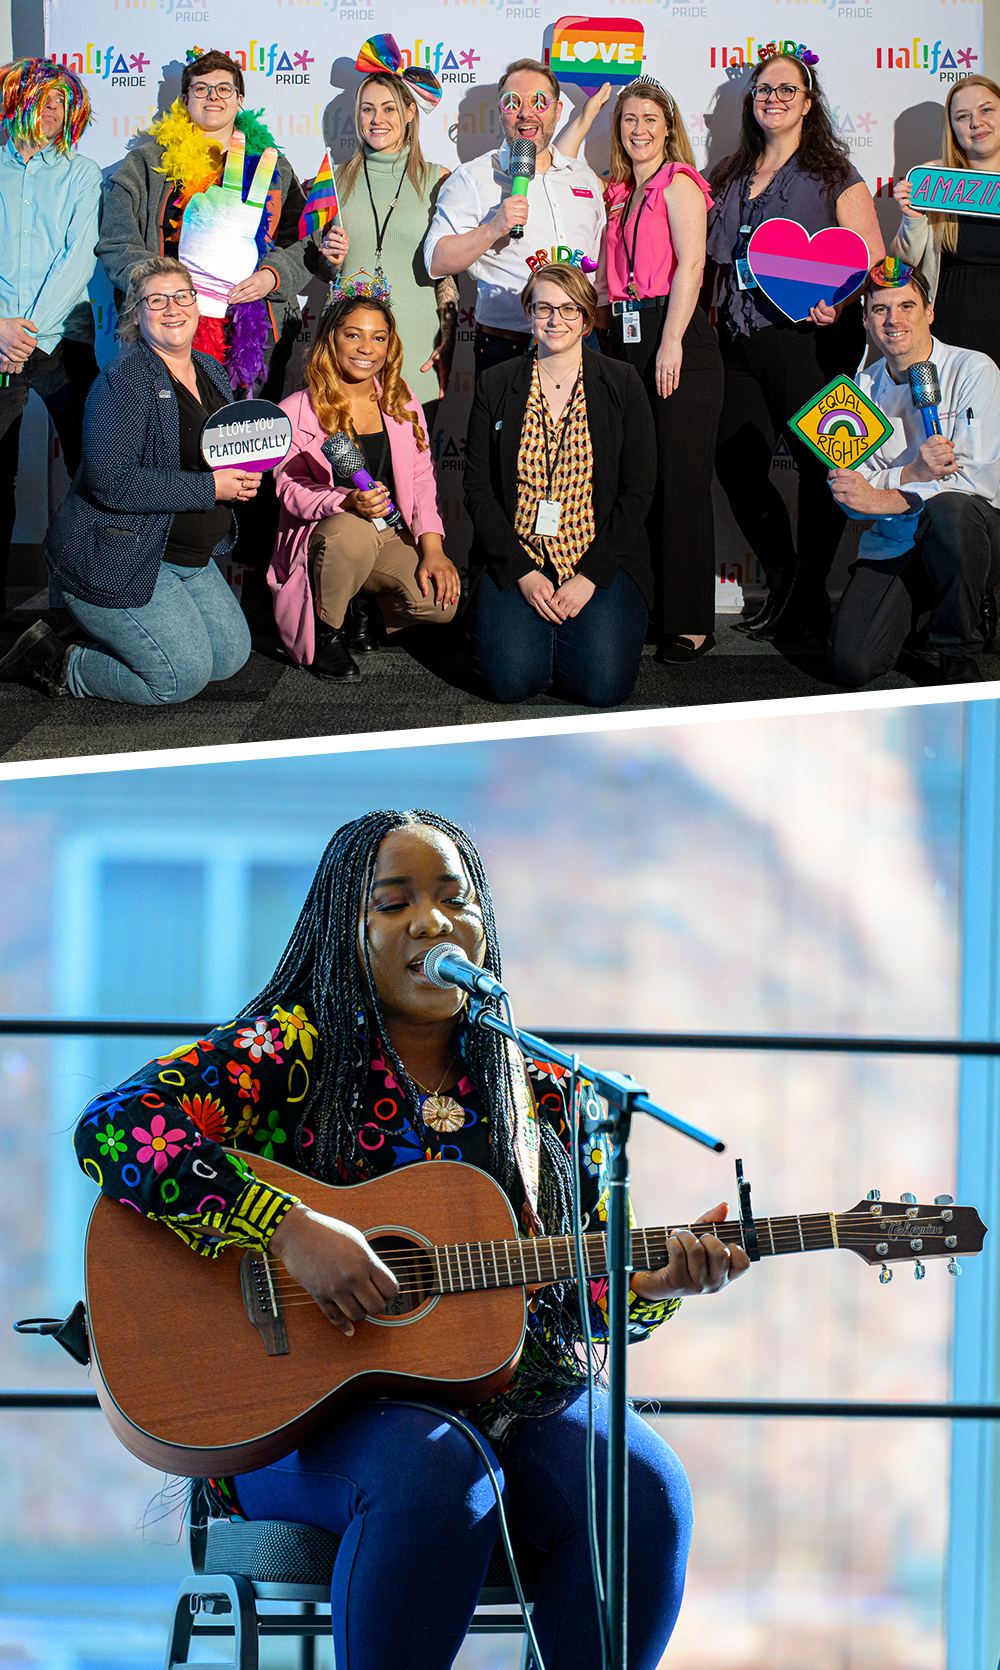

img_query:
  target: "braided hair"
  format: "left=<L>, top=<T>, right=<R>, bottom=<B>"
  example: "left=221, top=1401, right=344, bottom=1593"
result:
left=240, top=809, right=588, bottom=1398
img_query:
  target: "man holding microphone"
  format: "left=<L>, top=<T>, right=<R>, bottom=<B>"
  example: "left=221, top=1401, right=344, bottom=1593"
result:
left=424, top=58, right=606, bottom=383
left=827, top=258, right=1000, bottom=688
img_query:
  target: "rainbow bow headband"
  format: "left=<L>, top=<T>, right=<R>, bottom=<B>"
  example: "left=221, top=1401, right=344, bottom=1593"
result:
left=355, top=35, right=443, bottom=113
left=868, top=256, right=914, bottom=289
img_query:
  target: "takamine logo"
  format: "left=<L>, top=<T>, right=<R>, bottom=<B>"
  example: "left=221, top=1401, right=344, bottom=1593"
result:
left=875, top=42, right=979, bottom=80
left=55, top=47, right=151, bottom=85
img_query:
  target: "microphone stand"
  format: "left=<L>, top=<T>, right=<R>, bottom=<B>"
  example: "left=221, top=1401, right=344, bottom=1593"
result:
left=464, top=994, right=726, bottom=1670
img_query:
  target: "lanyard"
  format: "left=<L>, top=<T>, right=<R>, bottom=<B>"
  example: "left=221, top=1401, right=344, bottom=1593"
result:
left=621, top=162, right=667, bottom=297
left=363, top=150, right=407, bottom=276
left=538, top=364, right=582, bottom=500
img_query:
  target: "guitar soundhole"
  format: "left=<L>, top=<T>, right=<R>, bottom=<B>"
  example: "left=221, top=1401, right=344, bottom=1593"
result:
left=368, top=1235, right=435, bottom=1318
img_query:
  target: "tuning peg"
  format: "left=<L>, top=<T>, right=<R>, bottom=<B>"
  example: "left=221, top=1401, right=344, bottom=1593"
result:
left=900, top=1193, right=917, bottom=1204
left=879, top=1264, right=893, bottom=1284
left=934, top=1195, right=954, bottom=1206
left=914, top=1261, right=926, bottom=1280
left=948, top=1259, right=962, bottom=1276
left=866, top=1190, right=881, bottom=1201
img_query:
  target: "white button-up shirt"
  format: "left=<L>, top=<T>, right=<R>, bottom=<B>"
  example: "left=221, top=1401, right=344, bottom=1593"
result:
left=424, top=142, right=606, bottom=332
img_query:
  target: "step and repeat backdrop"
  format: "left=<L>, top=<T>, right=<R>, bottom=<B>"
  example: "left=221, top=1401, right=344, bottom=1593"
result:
left=16, top=0, right=985, bottom=590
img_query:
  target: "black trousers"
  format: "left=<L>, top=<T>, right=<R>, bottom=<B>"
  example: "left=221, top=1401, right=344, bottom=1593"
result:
left=714, top=309, right=865, bottom=587
left=0, top=337, right=99, bottom=608
left=828, top=494, right=1000, bottom=685
left=614, top=304, right=724, bottom=639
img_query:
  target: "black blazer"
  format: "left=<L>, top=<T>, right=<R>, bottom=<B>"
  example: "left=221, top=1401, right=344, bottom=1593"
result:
left=463, top=350, right=656, bottom=607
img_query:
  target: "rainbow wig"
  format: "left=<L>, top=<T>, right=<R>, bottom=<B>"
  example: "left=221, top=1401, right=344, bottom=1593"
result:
left=0, top=58, right=91, bottom=154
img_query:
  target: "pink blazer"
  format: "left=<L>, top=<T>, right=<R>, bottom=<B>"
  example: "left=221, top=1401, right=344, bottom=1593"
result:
left=268, top=387, right=446, bottom=666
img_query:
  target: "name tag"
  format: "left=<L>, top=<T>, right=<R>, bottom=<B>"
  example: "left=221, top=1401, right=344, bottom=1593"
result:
left=534, top=499, right=562, bottom=536
left=621, top=308, right=641, bottom=342
left=572, top=188, right=594, bottom=198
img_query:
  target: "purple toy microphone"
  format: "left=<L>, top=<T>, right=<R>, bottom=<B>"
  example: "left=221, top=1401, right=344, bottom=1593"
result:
left=322, top=431, right=402, bottom=526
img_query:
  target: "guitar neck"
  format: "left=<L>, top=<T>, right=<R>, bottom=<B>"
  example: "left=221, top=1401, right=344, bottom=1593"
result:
left=422, top=1213, right=846, bottom=1296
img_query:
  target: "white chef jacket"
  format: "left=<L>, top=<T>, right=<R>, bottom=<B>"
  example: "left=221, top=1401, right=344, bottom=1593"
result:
left=424, top=141, right=606, bottom=332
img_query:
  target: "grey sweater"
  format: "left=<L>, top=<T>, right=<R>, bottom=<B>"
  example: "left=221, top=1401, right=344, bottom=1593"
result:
left=96, top=138, right=323, bottom=325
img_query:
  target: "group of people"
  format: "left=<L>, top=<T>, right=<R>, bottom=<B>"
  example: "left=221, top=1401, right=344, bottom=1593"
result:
left=0, top=46, right=999, bottom=706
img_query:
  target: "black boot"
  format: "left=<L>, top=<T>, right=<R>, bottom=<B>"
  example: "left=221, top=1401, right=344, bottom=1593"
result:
left=939, top=654, right=984, bottom=685
left=311, top=622, right=360, bottom=681
left=345, top=595, right=380, bottom=655
left=0, top=619, right=70, bottom=695
left=760, top=563, right=831, bottom=644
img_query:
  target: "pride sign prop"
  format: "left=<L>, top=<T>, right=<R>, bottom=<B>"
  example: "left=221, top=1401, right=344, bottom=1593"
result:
left=201, top=400, right=293, bottom=473
left=788, top=376, right=891, bottom=469
left=906, top=166, right=1000, bottom=218
left=550, top=17, right=644, bottom=92
left=746, top=220, right=871, bottom=323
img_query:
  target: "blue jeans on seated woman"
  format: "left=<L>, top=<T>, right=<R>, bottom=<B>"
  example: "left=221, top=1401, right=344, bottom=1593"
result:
left=234, top=1389, right=693, bottom=1670
left=473, top=568, right=648, bottom=706
left=62, top=559, right=252, bottom=704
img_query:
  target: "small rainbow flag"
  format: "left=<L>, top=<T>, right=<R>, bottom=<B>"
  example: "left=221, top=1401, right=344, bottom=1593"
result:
left=298, top=148, right=339, bottom=240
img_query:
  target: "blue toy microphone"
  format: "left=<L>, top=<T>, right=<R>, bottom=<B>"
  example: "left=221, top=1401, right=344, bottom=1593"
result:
left=908, top=361, right=942, bottom=438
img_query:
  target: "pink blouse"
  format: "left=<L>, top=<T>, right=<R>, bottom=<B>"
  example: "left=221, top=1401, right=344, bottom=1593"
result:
left=604, top=162, right=714, bottom=303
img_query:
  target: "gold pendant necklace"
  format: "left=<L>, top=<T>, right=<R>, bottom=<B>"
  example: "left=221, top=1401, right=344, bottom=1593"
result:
left=408, top=1061, right=466, bottom=1134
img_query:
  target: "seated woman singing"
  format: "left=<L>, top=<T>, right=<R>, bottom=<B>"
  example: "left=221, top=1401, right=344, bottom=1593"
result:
left=74, top=809, right=749, bottom=1670
left=464, top=263, right=656, bottom=707
left=269, top=283, right=460, bottom=682
left=0, top=256, right=254, bottom=704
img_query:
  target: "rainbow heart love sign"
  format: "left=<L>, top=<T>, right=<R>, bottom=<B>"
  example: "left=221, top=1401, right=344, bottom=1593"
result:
left=200, top=400, right=293, bottom=473
left=746, top=219, right=871, bottom=323
left=550, top=17, right=644, bottom=92
left=788, top=376, right=891, bottom=469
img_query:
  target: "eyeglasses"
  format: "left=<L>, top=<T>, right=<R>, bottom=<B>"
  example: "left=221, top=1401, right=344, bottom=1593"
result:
left=189, top=81, right=238, bottom=100
left=753, top=83, right=804, bottom=103
left=500, top=90, right=552, bottom=114
left=531, top=302, right=583, bottom=322
left=141, top=289, right=198, bottom=310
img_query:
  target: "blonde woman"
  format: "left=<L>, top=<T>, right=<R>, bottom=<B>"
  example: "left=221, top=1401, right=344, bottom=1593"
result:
left=320, top=45, right=456, bottom=430
left=894, top=75, right=1000, bottom=367
left=269, top=287, right=459, bottom=681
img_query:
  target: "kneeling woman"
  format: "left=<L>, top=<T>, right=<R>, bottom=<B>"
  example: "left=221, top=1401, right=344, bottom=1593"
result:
left=74, top=809, right=748, bottom=1670
left=269, top=288, right=460, bottom=681
left=0, top=257, right=253, bottom=703
left=465, top=264, right=656, bottom=707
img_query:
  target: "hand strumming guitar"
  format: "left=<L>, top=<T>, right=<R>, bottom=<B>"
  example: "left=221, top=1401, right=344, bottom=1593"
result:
left=630, top=1202, right=751, bottom=1301
left=269, top=1201, right=400, bottom=1336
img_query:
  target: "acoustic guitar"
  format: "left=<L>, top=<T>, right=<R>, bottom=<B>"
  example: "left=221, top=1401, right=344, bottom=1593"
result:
left=83, top=1153, right=986, bottom=1476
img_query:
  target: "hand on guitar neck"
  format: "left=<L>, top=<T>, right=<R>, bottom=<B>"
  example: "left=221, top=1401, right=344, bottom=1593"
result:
left=629, top=1201, right=752, bottom=1302
left=269, top=1203, right=400, bottom=1337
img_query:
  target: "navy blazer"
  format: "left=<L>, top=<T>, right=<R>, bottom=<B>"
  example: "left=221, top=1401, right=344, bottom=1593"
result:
left=463, top=350, right=656, bottom=607
left=44, top=341, right=237, bottom=609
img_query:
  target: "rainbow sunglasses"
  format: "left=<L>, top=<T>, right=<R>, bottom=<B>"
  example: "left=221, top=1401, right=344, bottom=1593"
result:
left=500, top=89, right=552, bottom=114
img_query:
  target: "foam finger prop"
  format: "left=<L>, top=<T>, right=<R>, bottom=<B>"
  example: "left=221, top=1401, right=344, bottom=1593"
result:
left=180, top=131, right=279, bottom=317
left=746, top=219, right=870, bottom=323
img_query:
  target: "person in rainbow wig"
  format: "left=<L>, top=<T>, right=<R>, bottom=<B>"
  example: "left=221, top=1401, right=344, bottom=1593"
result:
left=96, top=49, right=324, bottom=394
left=0, top=57, right=101, bottom=616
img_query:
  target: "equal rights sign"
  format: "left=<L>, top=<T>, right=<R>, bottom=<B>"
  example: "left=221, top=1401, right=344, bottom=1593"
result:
left=906, top=166, right=1000, bottom=218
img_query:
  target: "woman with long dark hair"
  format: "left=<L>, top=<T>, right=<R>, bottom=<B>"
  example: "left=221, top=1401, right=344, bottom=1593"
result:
left=269, top=286, right=459, bottom=680
left=74, top=810, right=747, bottom=1670
left=706, top=49, right=883, bottom=639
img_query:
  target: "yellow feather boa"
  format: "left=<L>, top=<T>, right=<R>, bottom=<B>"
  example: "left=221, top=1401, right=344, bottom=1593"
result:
left=150, top=100, right=226, bottom=209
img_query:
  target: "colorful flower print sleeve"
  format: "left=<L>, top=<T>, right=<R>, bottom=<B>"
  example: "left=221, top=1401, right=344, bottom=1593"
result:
left=73, top=1000, right=320, bottom=1255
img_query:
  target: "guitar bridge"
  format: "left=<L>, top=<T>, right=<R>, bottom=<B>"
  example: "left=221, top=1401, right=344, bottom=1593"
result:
left=240, top=1252, right=289, bottom=1356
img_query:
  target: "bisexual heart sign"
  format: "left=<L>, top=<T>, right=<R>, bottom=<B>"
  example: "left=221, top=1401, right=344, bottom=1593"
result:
left=200, top=400, right=293, bottom=473
left=746, top=220, right=871, bottom=323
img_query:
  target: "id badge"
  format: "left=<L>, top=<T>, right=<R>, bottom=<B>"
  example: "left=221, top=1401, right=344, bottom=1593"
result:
left=735, top=258, right=757, bottom=292
left=621, top=308, right=641, bottom=342
left=534, top=499, right=562, bottom=536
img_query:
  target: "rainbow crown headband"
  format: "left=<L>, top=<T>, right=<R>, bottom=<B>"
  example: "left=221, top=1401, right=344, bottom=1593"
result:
left=354, top=36, right=443, bottom=114
left=867, top=255, right=914, bottom=289
left=331, top=269, right=393, bottom=305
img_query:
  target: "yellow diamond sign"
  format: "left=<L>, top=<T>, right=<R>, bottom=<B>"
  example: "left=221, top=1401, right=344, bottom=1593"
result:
left=788, top=376, right=892, bottom=470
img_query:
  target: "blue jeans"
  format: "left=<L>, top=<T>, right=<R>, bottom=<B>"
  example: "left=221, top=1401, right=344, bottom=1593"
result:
left=62, top=559, right=251, bottom=704
left=473, top=568, right=648, bottom=706
left=234, top=1390, right=693, bottom=1670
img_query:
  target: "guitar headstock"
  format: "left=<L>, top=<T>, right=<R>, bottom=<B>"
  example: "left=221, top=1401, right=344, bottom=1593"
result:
left=839, top=1197, right=986, bottom=1271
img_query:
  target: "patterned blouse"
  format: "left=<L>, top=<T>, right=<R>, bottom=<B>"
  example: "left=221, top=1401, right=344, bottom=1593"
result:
left=73, top=998, right=680, bottom=1421
left=513, top=360, right=596, bottom=582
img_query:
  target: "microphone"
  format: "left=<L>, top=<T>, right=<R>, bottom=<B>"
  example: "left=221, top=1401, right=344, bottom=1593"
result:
left=422, top=943, right=509, bottom=1002
left=322, top=432, right=402, bottom=526
left=508, top=140, right=536, bottom=241
left=908, top=361, right=943, bottom=438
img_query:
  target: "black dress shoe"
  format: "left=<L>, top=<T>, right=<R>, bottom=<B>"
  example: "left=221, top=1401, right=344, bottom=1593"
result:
left=762, top=563, right=830, bottom=643
left=0, top=619, right=70, bottom=695
left=733, top=570, right=790, bottom=636
left=981, top=590, right=998, bottom=654
left=311, top=624, right=360, bottom=681
left=939, top=654, right=984, bottom=685
left=345, top=595, right=380, bottom=655
left=656, top=632, right=716, bottom=664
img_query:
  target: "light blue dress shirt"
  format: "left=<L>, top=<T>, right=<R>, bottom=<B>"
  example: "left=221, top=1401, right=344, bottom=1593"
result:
left=0, top=135, right=102, bottom=355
